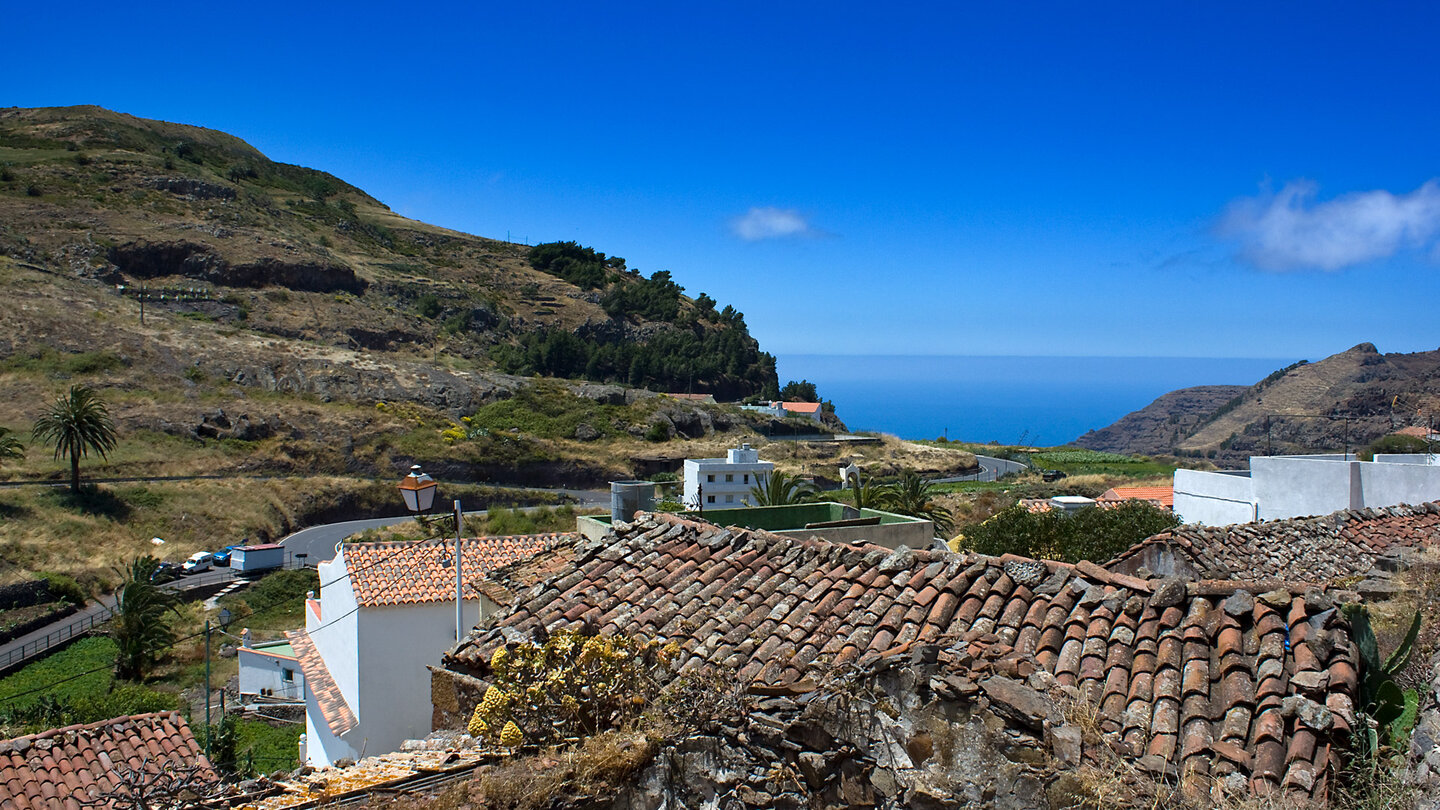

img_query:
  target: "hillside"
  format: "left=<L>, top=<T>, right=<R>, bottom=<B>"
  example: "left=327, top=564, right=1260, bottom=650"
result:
left=0, top=105, right=775, bottom=400
left=1075, top=343, right=1440, bottom=464
left=0, top=106, right=981, bottom=583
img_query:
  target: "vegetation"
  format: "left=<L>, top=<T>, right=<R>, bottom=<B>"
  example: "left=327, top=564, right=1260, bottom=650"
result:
left=1362, top=432, right=1432, bottom=461
left=0, top=426, right=23, bottom=463
left=881, top=471, right=955, bottom=535
left=0, top=637, right=179, bottom=734
left=748, top=470, right=817, bottom=506
left=111, top=556, right=180, bottom=681
left=956, top=500, right=1180, bottom=563
left=528, top=241, right=626, bottom=290
left=467, top=628, right=678, bottom=746
left=31, top=384, right=118, bottom=493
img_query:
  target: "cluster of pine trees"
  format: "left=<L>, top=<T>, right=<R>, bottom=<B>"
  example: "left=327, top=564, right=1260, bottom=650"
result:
left=492, top=242, right=778, bottom=400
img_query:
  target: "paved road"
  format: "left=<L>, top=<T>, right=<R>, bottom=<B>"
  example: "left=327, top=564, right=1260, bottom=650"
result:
left=935, top=454, right=1030, bottom=484
left=280, top=489, right=609, bottom=567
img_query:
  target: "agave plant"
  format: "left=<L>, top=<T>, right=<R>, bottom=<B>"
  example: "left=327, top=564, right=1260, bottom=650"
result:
left=1342, top=603, right=1422, bottom=756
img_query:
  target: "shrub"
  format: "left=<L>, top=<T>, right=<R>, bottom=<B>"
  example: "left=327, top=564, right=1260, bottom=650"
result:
left=416, top=293, right=443, bottom=319
left=467, top=629, right=678, bottom=747
left=38, top=572, right=87, bottom=605
left=958, top=500, right=1179, bottom=564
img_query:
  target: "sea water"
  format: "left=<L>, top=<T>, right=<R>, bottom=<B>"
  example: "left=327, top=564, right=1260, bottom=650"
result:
left=777, top=355, right=1297, bottom=447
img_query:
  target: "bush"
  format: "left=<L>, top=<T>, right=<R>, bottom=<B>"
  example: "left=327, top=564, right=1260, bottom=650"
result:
left=1363, top=433, right=1432, bottom=461
left=416, top=293, right=443, bottom=319
left=958, top=500, right=1179, bottom=564
left=38, top=572, right=87, bottom=605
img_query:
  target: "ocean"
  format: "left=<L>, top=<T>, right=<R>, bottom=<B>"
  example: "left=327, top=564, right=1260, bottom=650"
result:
left=776, top=355, right=1297, bottom=447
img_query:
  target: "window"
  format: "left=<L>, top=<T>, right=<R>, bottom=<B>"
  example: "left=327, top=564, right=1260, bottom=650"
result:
left=283, top=668, right=295, bottom=682
left=706, top=474, right=715, bottom=482
left=725, top=495, right=734, bottom=503
left=725, top=474, right=734, bottom=482
left=743, top=474, right=750, bottom=484
left=707, top=495, right=715, bottom=503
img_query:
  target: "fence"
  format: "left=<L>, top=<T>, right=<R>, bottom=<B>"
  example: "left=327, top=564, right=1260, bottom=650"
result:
left=0, top=552, right=310, bottom=673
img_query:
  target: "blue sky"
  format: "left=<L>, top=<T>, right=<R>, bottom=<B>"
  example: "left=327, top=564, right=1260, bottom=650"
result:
left=6, top=2, right=1438, bottom=359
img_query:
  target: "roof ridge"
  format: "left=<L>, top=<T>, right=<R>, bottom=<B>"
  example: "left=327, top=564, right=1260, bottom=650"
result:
left=6, top=710, right=186, bottom=744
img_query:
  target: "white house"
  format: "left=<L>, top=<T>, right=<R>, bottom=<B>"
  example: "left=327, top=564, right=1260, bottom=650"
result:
left=237, top=636, right=304, bottom=703
left=288, top=533, right=573, bottom=766
left=1175, top=453, right=1440, bottom=526
left=683, top=443, right=775, bottom=510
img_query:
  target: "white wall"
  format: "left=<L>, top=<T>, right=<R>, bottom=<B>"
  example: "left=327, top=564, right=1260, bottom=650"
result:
left=683, top=457, right=774, bottom=509
left=1175, top=455, right=1440, bottom=527
left=355, top=599, right=483, bottom=758
left=1174, top=469, right=1256, bottom=526
left=1251, top=457, right=1357, bottom=520
left=238, top=646, right=303, bottom=701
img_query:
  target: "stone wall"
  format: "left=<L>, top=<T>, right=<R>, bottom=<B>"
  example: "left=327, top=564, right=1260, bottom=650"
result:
left=1408, top=644, right=1440, bottom=808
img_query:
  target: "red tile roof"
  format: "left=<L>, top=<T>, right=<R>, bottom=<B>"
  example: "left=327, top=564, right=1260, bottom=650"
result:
left=1109, top=502, right=1440, bottom=583
left=1099, top=485, right=1174, bottom=509
left=0, top=712, right=212, bottom=809
left=781, top=401, right=821, bottom=414
left=344, top=534, right=574, bottom=607
left=285, top=629, right=357, bottom=736
left=444, top=512, right=1359, bottom=801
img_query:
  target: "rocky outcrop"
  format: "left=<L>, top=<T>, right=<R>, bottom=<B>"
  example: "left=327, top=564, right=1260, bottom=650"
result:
left=108, top=240, right=367, bottom=294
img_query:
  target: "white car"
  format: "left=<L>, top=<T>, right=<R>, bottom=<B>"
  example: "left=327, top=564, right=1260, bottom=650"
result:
left=181, top=551, right=214, bottom=574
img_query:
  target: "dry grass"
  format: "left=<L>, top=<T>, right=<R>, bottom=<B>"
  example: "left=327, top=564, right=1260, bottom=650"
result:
left=373, top=731, right=655, bottom=810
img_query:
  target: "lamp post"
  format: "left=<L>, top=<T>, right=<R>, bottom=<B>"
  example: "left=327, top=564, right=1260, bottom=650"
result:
left=399, top=465, right=464, bottom=642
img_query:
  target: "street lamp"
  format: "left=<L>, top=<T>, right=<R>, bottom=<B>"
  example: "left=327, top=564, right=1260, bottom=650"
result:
left=398, top=465, right=464, bottom=643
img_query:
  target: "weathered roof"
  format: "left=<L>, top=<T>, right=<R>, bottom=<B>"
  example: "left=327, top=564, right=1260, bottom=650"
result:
left=446, top=512, right=1359, bottom=801
left=472, top=542, right=577, bottom=608
left=0, top=712, right=211, bottom=809
left=1099, top=485, right=1174, bottom=509
left=1109, top=501, right=1440, bottom=583
left=344, top=534, right=574, bottom=607
left=285, top=629, right=357, bottom=736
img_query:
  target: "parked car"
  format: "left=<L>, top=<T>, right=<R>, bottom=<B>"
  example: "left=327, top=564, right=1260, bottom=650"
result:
left=181, top=551, right=214, bottom=574
left=213, top=544, right=246, bottom=567
left=150, top=562, right=181, bottom=584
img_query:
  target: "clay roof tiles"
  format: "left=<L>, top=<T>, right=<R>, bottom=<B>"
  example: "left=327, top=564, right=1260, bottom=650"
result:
left=0, top=711, right=211, bottom=810
left=285, top=629, right=357, bottom=736
left=445, top=512, right=1359, bottom=802
left=1099, top=485, right=1174, bottom=509
left=344, top=533, right=575, bottom=607
left=1108, top=501, right=1440, bottom=583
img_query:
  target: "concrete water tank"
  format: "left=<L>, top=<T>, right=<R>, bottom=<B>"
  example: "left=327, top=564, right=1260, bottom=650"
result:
left=611, top=481, right=657, bottom=522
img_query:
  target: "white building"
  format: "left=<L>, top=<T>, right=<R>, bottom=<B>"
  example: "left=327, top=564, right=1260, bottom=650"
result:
left=1175, top=453, right=1440, bottom=526
left=683, top=443, right=775, bottom=510
left=287, top=533, right=572, bottom=766
left=237, top=636, right=304, bottom=703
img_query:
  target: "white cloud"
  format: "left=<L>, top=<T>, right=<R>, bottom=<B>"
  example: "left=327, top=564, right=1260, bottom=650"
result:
left=1219, top=179, right=1440, bottom=271
left=730, top=207, right=819, bottom=241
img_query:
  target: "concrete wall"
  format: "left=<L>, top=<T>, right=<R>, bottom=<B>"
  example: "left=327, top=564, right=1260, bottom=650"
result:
left=1251, top=457, right=1358, bottom=520
left=1175, top=455, right=1440, bottom=526
left=580, top=504, right=936, bottom=548
left=1174, top=469, right=1256, bottom=526
left=1375, top=454, right=1439, bottom=465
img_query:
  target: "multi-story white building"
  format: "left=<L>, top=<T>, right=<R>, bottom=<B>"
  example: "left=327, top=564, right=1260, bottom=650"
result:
left=683, top=443, right=774, bottom=509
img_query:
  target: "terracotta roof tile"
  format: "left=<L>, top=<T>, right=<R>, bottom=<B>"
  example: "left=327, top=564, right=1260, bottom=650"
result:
left=1108, top=501, right=1440, bottom=582
left=1099, top=485, right=1174, bottom=509
left=345, top=533, right=575, bottom=607
left=442, top=511, right=1360, bottom=802
left=0, top=712, right=210, bottom=809
left=285, top=629, right=357, bottom=736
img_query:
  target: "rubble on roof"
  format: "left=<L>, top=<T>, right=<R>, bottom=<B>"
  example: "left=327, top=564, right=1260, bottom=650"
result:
left=1108, top=501, right=1440, bottom=584
left=431, top=511, right=1362, bottom=804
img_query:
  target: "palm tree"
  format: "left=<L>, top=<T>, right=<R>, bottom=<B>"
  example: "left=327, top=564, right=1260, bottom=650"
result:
left=749, top=470, right=817, bottom=506
left=881, top=471, right=955, bottom=535
left=112, top=556, right=179, bottom=681
left=0, top=426, right=23, bottom=464
left=846, top=470, right=889, bottom=511
left=32, top=385, right=117, bottom=493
